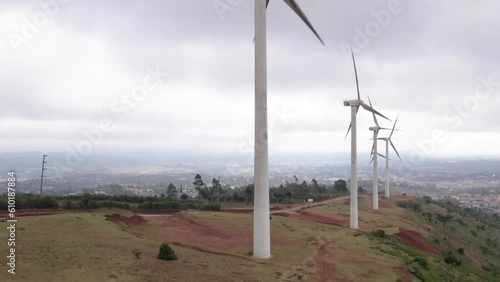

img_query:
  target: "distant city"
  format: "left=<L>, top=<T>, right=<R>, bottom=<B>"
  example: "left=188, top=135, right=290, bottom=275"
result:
left=2, top=152, right=499, bottom=214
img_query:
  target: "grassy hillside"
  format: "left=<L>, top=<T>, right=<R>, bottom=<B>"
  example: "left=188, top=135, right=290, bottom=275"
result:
left=0, top=196, right=498, bottom=281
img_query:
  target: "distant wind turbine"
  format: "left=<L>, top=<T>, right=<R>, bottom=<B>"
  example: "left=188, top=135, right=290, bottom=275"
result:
left=367, top=97, right=391, bottom=210
left=253, top=0, right=324, bottom=258
left=344, top=50, right=389, bottom=229
left=378, top=117, right=402, bottom=198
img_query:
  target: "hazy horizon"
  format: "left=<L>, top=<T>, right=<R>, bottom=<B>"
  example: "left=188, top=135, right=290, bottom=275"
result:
left=1, top=1, right=499, bottom=169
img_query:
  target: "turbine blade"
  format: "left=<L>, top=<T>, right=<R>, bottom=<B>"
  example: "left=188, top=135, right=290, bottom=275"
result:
left=367, top=96, right=379, bottom=126
left=390, top=140, right=402, bottom=162
left=351, top=48, right=361, bottom=101
left=361, top=103, right=390, bottom=121
left=370, top=142, right=375, bottom=157
left=390, top=116, right=398, bottom=138
left=282, top=0, right=324, bottom=45
left=344, top=105, right=360, bottom=139
left=369, top=157, right=374, bottom=166
left=344, top=122, right=352, bottom=139
left=378, top=153, right=386, bottom=159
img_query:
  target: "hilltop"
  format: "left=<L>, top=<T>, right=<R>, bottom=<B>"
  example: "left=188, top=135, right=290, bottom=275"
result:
left=0, top=195, right=499, bottom=281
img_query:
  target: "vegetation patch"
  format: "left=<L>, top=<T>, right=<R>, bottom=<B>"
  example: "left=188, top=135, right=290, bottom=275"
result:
left=157, top=243, right=177, bottom=261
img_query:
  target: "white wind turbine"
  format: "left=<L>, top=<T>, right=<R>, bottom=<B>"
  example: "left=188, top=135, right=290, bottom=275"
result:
left=367, top=97, right=391, bottom=210
left=344, top=50, right=390, bottom=229
left=378, top=118, right=402, bottom=198
left=253, top=0, right=324, bottom=259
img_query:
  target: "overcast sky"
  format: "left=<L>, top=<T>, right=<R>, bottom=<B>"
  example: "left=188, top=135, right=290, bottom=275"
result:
left=1, top=0, right=499, bottom=166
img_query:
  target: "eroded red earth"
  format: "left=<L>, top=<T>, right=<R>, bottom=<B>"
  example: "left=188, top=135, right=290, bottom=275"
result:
left=394, top=228, right=440, bottom=255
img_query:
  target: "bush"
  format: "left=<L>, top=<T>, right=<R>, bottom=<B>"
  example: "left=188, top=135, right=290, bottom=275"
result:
left=272, top=205, right=281, bottom=210
left=372, top=229, right=386, bottom=238
left=396, top=200, right=421, bottom=212
left=457, top=248, right=464, bottom=255
left=131, top=249, right=141, bottom=259
left=157, top=243, right=177, bottom=261
left=443, top=253, right=462, bottom=266
left=413, top=257, right=429, bottom=270
left=470, top=230, right=478, bottom=237
left=457, top=218, right=468, bottom=227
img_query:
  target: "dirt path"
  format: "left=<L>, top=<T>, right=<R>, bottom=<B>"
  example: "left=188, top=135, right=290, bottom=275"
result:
left=270, top=195, right=352, bottom=215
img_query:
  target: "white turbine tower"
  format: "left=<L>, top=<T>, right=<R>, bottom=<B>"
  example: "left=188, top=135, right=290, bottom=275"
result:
left=253, top=0, right=323, bottom=259
left=344, top=50, right=389, bottom=229
left=367, top=97, right=391, bottom=210
left=378, top=118, right=402, bottom=198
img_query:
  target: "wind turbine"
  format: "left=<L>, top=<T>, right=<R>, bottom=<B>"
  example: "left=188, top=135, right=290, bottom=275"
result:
left=367, top=97, right=391, bottom=210
left=378, top=117, right=402, bottom=198
left=253, top=0, right=323, bottom=259
left=344, top=50, right=389, bottom=229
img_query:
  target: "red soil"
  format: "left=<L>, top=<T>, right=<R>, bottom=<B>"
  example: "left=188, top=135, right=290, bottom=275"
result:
left=0, top=209, right=66, bottom=217
left=105, top=213, right=146, bottom=227
left=394, top=228, right=440, bottom=255
left=378, top=199, right=393, bottom=209
left=398, top=266, right=415, bottom=282
left=220, top=208, right=253, bottom=214
left=132, top=209, right=178, bottom=215
left=154, top=212, right=253, bottom=250
left=273, top=211, right=349, bottom=227
left=314, top=243, right=337, bottom=281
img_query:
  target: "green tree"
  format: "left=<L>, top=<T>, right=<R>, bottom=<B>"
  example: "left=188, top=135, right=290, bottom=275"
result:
left=167, top=183, right=177, bottom=199
left=245, top=184, right=254, bottom=202
left=333, top=179, right=348, bottom=193
left=193, top=174, right=210, bottom=200
left=311, top=179, right=322, bottom=193
left=436, top=214, right=453, bottom=230
left=193, top=174, right=205, bottom=189
left=80, top=193, right=92, bottom=209
left=212, top=178, right=222, bottom=202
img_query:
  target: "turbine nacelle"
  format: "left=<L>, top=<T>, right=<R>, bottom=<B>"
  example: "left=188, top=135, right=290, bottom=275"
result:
left=344, top=99, right=362, bottom=107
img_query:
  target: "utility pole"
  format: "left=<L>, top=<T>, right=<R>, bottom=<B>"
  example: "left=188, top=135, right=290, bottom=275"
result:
left=40, top=154, right=47, bottom=196
left=217, top=175, right=220, bottom=203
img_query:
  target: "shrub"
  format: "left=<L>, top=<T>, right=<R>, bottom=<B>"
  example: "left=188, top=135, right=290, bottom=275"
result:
left=443, top=253, right=462, bottom=266
left=422, top=196, right=432, bottom=204
left=63, top=200, right=73, bottom=210
left=131, top=249, right=141, bottom=259
left=457, top=248, right=464, bottom=255
left=372, top=229, right=386, bottom=238
left=413, top=257, right=429, bottom=270
left=457, top=218, right=468, bottom=226
left=479, top=246, right=494, bottom=255
left=396, top=200, right=421, bottom=212
left=157, top=243, right=177, bottom=261
left=272, top=205, right=281, bottom=210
